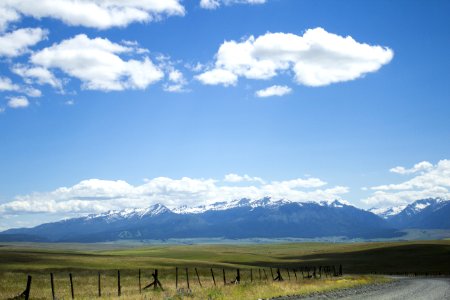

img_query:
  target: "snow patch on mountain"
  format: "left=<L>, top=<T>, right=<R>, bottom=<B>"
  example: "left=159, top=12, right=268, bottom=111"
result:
left=369, top=205, right=406, bottom=219
left=86, top=203, right=170, bottom=221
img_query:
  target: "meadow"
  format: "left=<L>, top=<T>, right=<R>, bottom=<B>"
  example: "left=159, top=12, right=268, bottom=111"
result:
left=1, top=240, right=449, bottom=299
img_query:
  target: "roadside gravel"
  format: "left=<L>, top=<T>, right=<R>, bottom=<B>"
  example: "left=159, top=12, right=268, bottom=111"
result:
left=272, top=277, right=450, bottom=300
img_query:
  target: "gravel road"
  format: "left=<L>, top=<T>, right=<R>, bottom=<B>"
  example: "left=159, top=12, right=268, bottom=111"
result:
left=274, top=277, right=450, bottom=300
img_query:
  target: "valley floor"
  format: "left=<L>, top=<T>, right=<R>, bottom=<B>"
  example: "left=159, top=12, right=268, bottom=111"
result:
left=0, top=240, right=449, bottom=299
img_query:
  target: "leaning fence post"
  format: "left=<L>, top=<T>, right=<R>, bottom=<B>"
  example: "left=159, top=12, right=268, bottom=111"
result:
left=270, top=268, right=274, bottom=280
left=211, top=268, right=216, bottom=286
left=287, top=269, right=291, bottom=281
left=138, top=269, right=141, bottom=294
left=69, top=273, right=74, bottom=299
left=223, top=268, right=226, bottom=285
left=50, top=273, right=55, bottom=300
left=195, top=268, right=202, bottom=287
left=118, top=270, right=121, bottom=297
left=98, top=272, right=101, bottom=297
left=263, top=269, right=268, bottom=281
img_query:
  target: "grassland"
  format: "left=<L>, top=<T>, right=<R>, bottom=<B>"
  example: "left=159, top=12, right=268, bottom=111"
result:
left=1, top=240, right=449, bottom=299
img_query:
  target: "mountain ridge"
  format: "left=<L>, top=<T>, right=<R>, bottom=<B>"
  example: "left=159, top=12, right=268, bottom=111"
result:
left=2, top=198, right=449, bottom=243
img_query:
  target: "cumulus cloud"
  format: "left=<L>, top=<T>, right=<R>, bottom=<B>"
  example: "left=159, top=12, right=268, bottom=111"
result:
left=255, top=85, right=292, bottom=97
left=0, top=0, right=185, bottom=30
left=224, top=173, right=265, bottom=184
left=0, top=27, right=47, bottom=57
left=0, top=6, right=20, bottom=32
left=0, top=76, right=20, bottom=91
left=0, top=175, right=348, bottom=215
left=196, top=27, right=393, bottom=87
left=12, top=65, right=63, bottom=90
left=1, top=76, right=41, bottom=102
left=389, top=161, right=433, bottom=175
left=24, top=86, right=42, bottom=97
left=195, top=68, right=238, bottom=86
left=163, top=69, right=188, bottom=92
left=7, top=96, right=29, bottom=108
left=30, top=34, right=164, bottom=91
left=363, top=160, right=450, bottom=207
left=200, top=0, right=266, bottom=10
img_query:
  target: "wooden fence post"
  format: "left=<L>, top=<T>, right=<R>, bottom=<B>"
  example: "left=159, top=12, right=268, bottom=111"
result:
left=222, top=269, right=226, bottom=285
left=270, top=268, right=274, bottom=280
left=195, top=268, right=202, bottom=287
left=50, top=273, right=55, bottom=300
left=263, top=269, right=268, bottom=281
left=250, top=269, right=253, bottom=282
left=287, top=269, right=291, bottom=281
left=98, top=272, right=101, bottom=297
left=24, top=275, right=32, bottom=300
left=69, top=273, right=74, bottom=300
left=210, top=268, right=216, bottom=286
left=176, top=267, right=178, bottom=289
left=259, top=269, right=261, bottom=281
left=293, top=269, right=297, bottom=280
left=186, top=268, right=190, bottom=290
left=138, top=269, right=141, bottom=294
left=233, top=269, right=240, bottom=284
left=117, top=270, right=121, bottom=297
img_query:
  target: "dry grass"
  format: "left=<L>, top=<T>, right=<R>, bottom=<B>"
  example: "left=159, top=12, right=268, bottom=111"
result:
left=0, top=270, right=386, bottom=300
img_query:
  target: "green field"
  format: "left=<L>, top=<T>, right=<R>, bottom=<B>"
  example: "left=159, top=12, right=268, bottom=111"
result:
left=1, top=240, right=449, bottom=299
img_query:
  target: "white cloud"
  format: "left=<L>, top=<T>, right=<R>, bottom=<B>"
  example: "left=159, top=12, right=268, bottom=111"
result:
left=0, top=0, right=185, bottom=30
left=0, top=175, right=348, bottom=215
left=0, top=27, right=47, bottom=57
left=0, top=76, right=20, bottom=91
left=0, top=107, right=5, bottom=113
left=1, top=76, right=41, bottom=99
left=0, top=6, right=20, bottom=32
left=31, top=34, right=164, bottom=91
left=363, top=160, right=450, bottom=207
left=164, top=69, right=188, bottom=92
left=389, top=161, right=433, bottom=175
left=195, top=68, right=238, bottom=86
left=12, top=65, right=63, bottom=89
left=224, top=173, right=265, bottom=184
left=255, top=85, right=292, bottom=97
left=197, top=27, right=393, bottom=87
left=24, top=86, right=42, bottom=97
left=65, top=99, right=75, bottom=105
left=200, top=0, right=266, bottom=10
left=7, top=96, right=29, bottom=108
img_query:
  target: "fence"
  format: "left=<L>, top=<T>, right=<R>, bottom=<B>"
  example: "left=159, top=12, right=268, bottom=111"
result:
left=8, top=264, right=344, bottom=299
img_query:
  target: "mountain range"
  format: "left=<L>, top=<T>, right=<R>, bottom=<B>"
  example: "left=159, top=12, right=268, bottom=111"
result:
left=1, top=198, right=449, bottom=243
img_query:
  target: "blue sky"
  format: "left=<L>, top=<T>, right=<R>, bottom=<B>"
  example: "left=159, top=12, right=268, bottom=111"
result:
left=1, top=0, right=450, bottom=229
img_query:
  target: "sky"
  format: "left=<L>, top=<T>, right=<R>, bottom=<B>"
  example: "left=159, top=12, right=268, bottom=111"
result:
left=0, top=0, right=450, bottom=230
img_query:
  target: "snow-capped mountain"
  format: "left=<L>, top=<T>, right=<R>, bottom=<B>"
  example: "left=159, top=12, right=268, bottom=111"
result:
left=370, top=198, right=450, bottom=229
left=86, top=203, right=170, bottom=222
left=369, top=205, right=406, bottom=219
left=1, top=198, right=400, bottom=242
left=173, top=197, right=324, bottom=214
